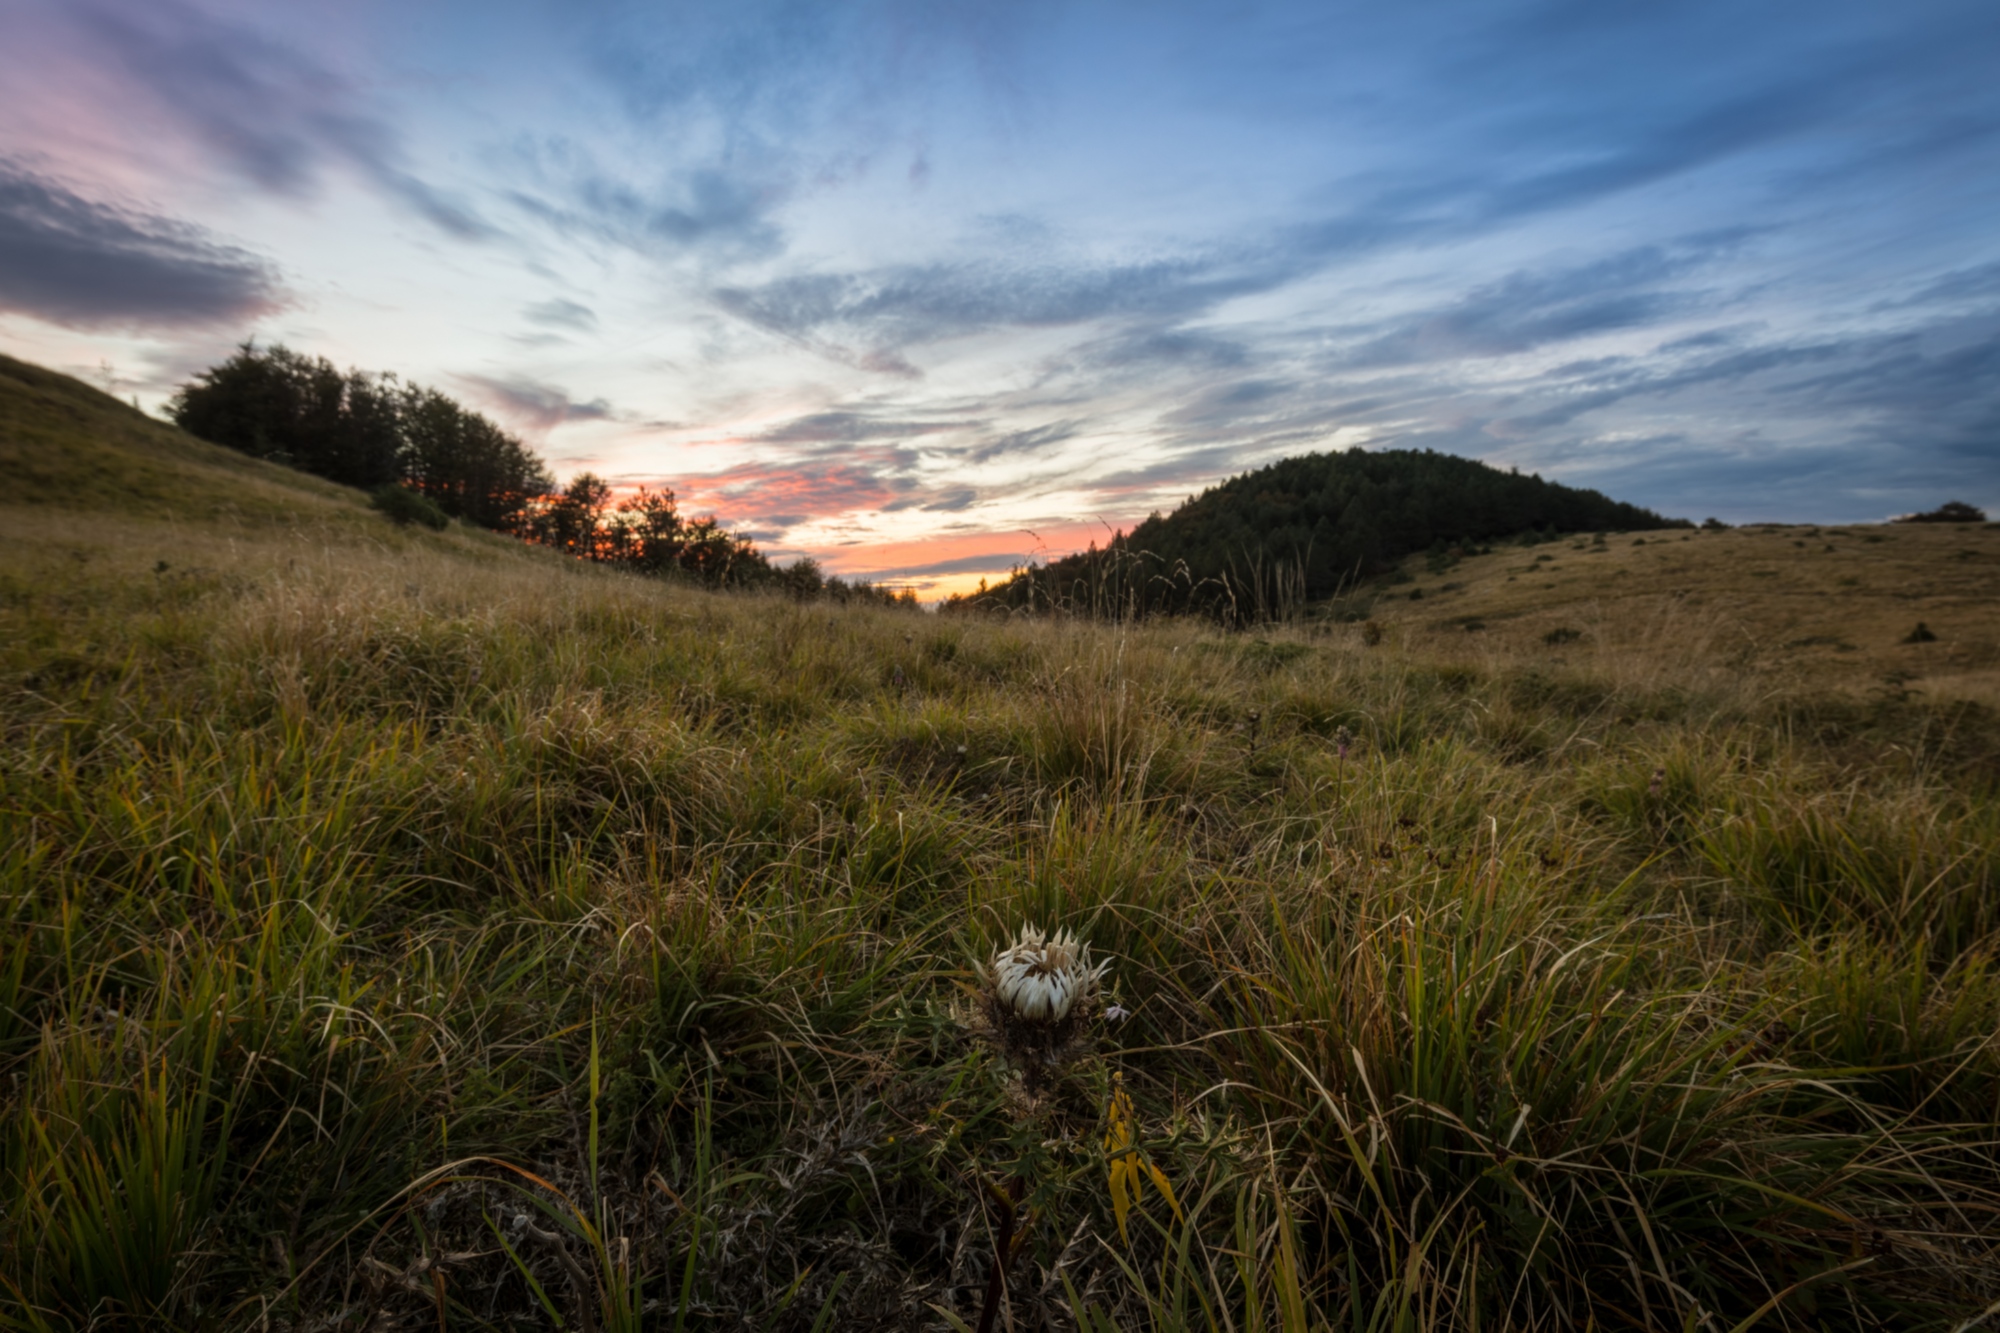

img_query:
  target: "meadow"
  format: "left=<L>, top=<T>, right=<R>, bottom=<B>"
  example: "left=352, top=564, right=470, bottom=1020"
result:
left=4, top=359, right=2000, bottom=1330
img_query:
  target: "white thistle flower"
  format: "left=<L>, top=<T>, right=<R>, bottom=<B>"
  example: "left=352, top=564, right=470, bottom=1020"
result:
left=989, top=924, right=1107, bottom=1026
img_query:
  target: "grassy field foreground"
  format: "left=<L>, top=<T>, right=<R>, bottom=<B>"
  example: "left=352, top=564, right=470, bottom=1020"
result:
left=5, top=361, right=2000, bottom=1330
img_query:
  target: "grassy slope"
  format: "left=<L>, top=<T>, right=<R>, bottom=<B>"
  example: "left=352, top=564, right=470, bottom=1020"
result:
left=3, top=359, right=1999, bottom=1330
left=0, top=354, right=373, bottom=523
left=1348, top=523, right=2000, bottom=709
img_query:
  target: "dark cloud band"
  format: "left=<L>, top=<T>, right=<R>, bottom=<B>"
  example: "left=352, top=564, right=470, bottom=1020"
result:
left=0, top=162, right=283, bottom=329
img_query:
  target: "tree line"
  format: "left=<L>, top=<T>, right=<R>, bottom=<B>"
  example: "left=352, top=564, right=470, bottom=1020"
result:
left=170, top=343, right=915, bottom=604
left=948, top=447, right=1689, bottom=622
left=171, top=343, right=551, bottom=531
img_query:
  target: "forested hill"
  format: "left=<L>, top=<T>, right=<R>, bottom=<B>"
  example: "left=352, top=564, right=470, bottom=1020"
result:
left=955, top=447, right=1685, bottom=619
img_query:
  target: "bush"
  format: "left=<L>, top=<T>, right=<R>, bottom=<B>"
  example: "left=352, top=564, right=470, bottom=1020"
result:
left=370, top=483, right=449, bottom=530
left=1896, top=501, right=1987, bottom=523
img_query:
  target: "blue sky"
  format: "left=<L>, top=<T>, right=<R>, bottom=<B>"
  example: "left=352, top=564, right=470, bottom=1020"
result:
left=2, top=0, right=1995, bottom=592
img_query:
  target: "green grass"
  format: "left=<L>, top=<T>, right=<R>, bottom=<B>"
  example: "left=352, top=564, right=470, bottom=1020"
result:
left=4, top=361, right=2000, bottom=1329
left=0, top=354, right=368, bottom=524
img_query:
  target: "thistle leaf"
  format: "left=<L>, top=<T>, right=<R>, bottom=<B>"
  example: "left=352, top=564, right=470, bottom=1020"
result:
left=1104, top=1075, right=1176, bottom=1244
left=1110, top=1160, right=1134, bottom=1244
left=1145, top=1159, right=1183, bottom=1221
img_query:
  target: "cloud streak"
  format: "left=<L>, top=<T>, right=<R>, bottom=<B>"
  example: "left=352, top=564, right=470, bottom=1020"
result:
left=714, top=252, right=1270, bottom=355
left=507, top=160, right=791, bottom=262
left=671, top=457, right=911, bottom=526
left=456, top=374, right=617, bottom=436
left=53, top=0, right=494, bottom=239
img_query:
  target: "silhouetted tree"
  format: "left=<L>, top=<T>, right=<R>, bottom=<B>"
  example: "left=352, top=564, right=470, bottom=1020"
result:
left=534, top=473, right=613, bottom=559
left=170, top=343, right=401, bottom=489
left=398, top=385, right=552, bottom=532
left=612, top=486, right=688, bottom=575
left=171, top=343, right=552, bottom=531
left=778, top=556, right=825, bottom=600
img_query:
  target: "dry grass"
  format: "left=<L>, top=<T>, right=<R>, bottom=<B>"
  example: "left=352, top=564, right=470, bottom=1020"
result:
left=5, top=370, right=2000, bottom=1330
left=1356, top=521, right=2000, bottom=707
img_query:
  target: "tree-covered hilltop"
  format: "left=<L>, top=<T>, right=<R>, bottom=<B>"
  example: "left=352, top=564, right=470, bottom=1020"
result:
left=953, top=447, right=1686, bottom=620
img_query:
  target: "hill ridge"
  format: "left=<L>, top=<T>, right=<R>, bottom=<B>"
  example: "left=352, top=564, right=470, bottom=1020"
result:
left=961, top=446, right=1682, bottom=618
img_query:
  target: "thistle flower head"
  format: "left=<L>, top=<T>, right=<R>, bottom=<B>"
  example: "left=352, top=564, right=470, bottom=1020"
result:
left=989, top=924, right=1106, bottom=1027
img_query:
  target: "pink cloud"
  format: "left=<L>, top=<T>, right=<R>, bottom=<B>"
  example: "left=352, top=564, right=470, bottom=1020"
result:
left=665, top=458, right=906, bottom=526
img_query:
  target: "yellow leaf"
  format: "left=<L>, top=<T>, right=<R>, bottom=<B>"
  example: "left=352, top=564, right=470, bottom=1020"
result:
left=1104, top=1074, right=1179, bottom=1244
left=1105, top=1078, right=1136, bottom=1152
left=1146, top=1159, right=1184, bottom=1221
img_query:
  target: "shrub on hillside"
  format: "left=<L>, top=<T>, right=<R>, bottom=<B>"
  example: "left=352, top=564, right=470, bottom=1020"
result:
left=370, top=483, right=449, bottom=530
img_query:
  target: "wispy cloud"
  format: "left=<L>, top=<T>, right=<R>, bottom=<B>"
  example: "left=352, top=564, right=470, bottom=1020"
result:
left=713, top=252, right=1269, bottom=356
left=455, top=374, right=616, bottom=436
left=759, top=410, right=963, bottom=447
left=524, top=299, right=598, bottom=333
left=964, top=420, right=1079, bottom=464
left=507, top=160, right=791, bottom=262
left=51, top=0, right=494, bottom=239
left=1336, top=245, right=1720, bottom=369
left=671, top=457, right=910, bottom=526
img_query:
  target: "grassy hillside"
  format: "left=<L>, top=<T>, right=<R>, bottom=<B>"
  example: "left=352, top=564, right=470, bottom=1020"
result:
left=1325, top=520, right=2000, bottom=710
left=4, top=359, right=2000, bottom=1330
left=0, top=354, right=373, bottom=525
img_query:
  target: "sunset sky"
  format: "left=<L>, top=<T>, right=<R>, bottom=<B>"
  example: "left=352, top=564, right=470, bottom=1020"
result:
left=3, top=0, right=1996, bottom=594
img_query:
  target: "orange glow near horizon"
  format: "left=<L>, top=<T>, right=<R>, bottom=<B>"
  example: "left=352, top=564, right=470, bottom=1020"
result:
left=559, top=477, right=1130, bottom=601
left=810, top=520, right=1122, bottom=600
